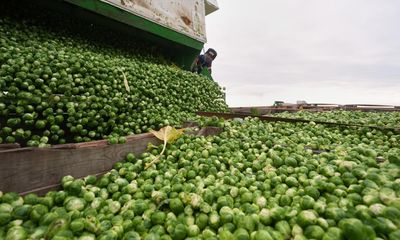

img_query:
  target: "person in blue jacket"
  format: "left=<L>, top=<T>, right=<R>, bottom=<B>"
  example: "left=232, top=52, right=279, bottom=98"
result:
left=191, top=48, right=217, bottom=74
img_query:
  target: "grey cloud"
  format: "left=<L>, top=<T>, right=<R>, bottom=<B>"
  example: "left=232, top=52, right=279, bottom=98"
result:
left=204, top=0, right=400, bottom=106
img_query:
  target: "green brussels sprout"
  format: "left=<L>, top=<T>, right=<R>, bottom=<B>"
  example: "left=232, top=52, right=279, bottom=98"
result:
left=65, top=197, right=86, bottom=212
left=233, top=228, right=249, bottom=240
left=304, top=225, right=325, bottom=239
left=6, top=226, right=27, bottom=240
left=297, top=210, right=318, bottom=227
left=338, top=218, right=376, bottom=240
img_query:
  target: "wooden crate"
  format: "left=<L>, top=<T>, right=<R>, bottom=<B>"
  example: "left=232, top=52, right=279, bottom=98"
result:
left=0, top=133, right=161, bottom=195
left=0, top=126, right=223, bottom=195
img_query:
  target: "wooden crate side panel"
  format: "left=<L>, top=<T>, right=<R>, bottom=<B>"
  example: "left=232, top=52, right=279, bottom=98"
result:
left=0, top=134, right=161, bottom=194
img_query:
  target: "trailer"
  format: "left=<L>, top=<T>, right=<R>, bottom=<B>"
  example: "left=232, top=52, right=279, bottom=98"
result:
left=13, top=0, right=218, bottom=72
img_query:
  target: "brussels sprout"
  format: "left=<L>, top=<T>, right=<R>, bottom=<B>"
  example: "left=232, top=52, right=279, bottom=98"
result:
left=29, top=225, right=48, bottom=239
left=304, top=225, right=325, bottom=239
left=297, top=210, right=317, bottom=227
left=67, top=179, right=85, bottom=196
left=324, top=207, right=346, bottom=222
left=322, top=227, right=343, bottom=240
left=383, top=206, right=400, bottom=225
left=38, top=196, right=54, bottom=209
left=369, top=217, right=397, bottom=236
left=275, top=220, right=291, bottom=239
left=195, top=213, right=208, bottom=231
left=300, top=196, right=316, bottom=210
left=172, top=223, right=187, bottom=240
left=388, top=154, right=400, bottom=166
left=0, top=213, right=12, bottom=226
left=219, top=229, right=234, bottom=240
left=65, top=197, right=86, bottom=212
left=108, top=201, right=121, bottom=214
left=54, top=191, right=68, bottom=205
left=208, top=211, right=220, bottom=230
left=389, top=230, right=400, bottom=240
left=0, top=203, right=13, bottom=214
left=132, top=199, right=148, bottom=215
left=23, top=193, right=39, bottom=205
left=45, top=218, right=69, bottom=239
left=291, top=224, right=303, bottom=237
left=187, top=225, right=200, bottom=237
left=30, top=204, right=48, bottom=222
left=233, top=228, right=249, bottom=240
left=12, top=204, right=32, bottom=220
left=78, top=232, right=96, bottom=240
left=169, top=198, right=184, bottom=215
left=122, top=230, right=140, bottom=240
left=2, top=193, right=23, bottom=208
left=84, top=216, right=100, bottom=234
left=252, top=229, right=274, bottom=240
left=338, top=218, right=376, bottom=240
left=151, top=211, right=166, bottom=225
left=258, top=208, right=272, bottom=225
left=71, top=218, right=85, bottom=233
left=6, top=226, right=27, bottom=240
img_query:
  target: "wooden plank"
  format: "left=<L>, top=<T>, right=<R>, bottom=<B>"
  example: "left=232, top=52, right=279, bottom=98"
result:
left=229, top=106, right=300, bottom=115
left=0, top=143, right=21, bottom=150
left=0, top=133, right=161, bottom=194
left=197, top=127, right=223, bottom=137
left=182, top=121, right=200, bottom=128
left=343, top=104, right=397, bottom=107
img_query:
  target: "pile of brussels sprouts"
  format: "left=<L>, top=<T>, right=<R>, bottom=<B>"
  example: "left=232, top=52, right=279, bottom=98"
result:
left=0, top=2, right=228, bottom=146
left=273, top=110, right=400, bottom=128
left=1, top=117, right=399, bottom=239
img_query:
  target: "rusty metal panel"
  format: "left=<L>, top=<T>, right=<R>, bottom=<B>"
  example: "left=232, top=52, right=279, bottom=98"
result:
left=101, top=0, right=206, bottom=42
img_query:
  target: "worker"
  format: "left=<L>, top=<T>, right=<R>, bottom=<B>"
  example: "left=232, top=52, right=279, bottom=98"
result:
left=191, top=48, right=217, bottom=75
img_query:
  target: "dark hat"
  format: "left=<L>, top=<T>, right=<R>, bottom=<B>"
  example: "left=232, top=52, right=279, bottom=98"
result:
left=206, top=48, right=217, bottom=59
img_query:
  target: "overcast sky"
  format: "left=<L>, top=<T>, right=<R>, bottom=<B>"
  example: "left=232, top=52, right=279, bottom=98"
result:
left=203, top=0, right=400, bottom=107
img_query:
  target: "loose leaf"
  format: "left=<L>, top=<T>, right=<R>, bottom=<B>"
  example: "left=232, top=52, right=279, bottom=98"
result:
left=150, top=126, right=184, bottom=144
left=121, top=70, right=130, bottom=92
left=145, top=126, right=184, bottom=169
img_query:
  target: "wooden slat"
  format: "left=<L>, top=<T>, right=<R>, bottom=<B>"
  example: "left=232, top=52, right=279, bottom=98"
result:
left=182, top=121, right=200, bottom=128
left=0, top=143, right=21, bottom=150
left=197, top=127, right=223, bottom=137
